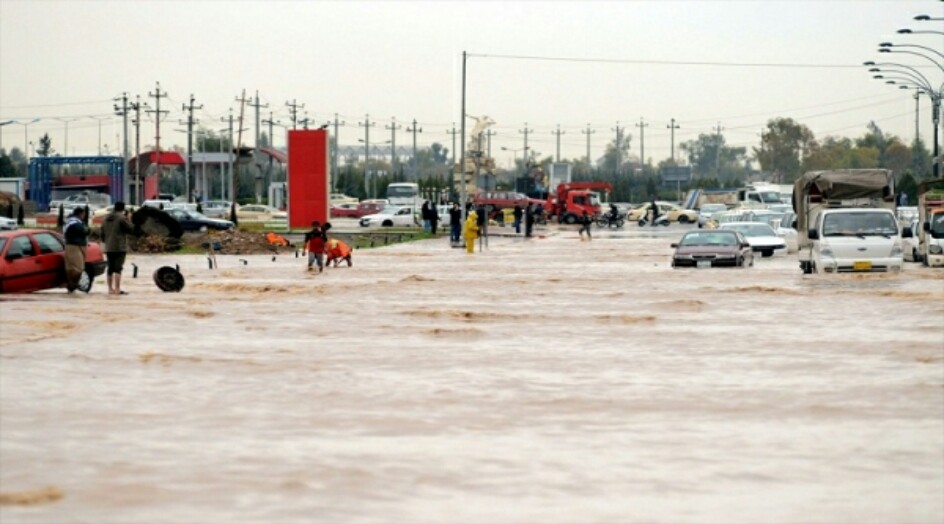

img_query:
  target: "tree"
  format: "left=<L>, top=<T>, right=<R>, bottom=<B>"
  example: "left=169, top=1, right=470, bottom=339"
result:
left=600, top=134, right=632, bottom=175
left=898, top=172, right=918, bottom=204
left=681, top=133, right=747, bottom=183
left=37, top=133, right=54, bottom=157
left=884, top=142, right=912, bottom=176
left=0, top=153, right=15, bottom=177
left=754, top=118, right=815, bottom=183
left=911, top=137, right=932, bottom=179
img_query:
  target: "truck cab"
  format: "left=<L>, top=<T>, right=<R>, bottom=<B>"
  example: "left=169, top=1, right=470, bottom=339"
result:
left=915, top=180, right=944, bottom=267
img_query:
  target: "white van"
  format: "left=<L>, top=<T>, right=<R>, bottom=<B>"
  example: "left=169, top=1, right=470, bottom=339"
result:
left=806, top=208, right=903, bottom=273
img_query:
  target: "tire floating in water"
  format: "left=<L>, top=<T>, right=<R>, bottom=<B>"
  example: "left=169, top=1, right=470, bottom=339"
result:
left=153, top=266, right=185, bottom=292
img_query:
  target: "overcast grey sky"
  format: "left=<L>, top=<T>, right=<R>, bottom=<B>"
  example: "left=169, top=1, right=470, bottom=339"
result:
left=1, top=0, right=941, bottom=167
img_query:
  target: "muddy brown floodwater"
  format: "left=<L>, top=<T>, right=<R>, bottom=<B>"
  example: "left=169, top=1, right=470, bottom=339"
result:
left=1, top=225, right=942, bottom=523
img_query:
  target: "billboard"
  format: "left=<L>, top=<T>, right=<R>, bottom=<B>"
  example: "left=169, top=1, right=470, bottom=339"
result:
left=287, top=129, right=330, bottom=229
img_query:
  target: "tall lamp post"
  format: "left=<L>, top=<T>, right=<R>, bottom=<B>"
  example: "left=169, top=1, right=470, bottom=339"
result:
left=11, top=118, right=40, bottom=164
left=0, top=120, right=13, bottom=152
left=501, top=145, right=530, bottom=195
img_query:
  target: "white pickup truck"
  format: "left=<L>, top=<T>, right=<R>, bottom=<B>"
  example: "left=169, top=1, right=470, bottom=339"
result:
left=794, top=169, right=903, bottom=274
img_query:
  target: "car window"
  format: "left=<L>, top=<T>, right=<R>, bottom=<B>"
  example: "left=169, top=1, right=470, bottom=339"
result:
left=34, top=233, right=65, bottom=254
left=7, top=235, right=35, bottom=258
left=0, top=238, right=6, bottom=253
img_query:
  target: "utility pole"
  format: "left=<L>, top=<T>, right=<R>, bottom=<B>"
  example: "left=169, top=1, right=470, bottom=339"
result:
left=636, top=118, right=649, bottom=166
left=113, top=92, right=130, bottom=200
left=131, top=97, right=143, bottom=204
left=247, top=91, right=268, bottom=149
left=328, top=114, right=345, bottom=192
left=181, top=94, right=203, bottom=201
left=914, top=91, right=921, bottom=143
left=405, top=119, right=422, bottom=178
left=262, top=112, right=279, bottom=151
left=261, top=111, right=280, bottom=204
left=299, top=111, right=312, bottom=131
left=581, top=124, right=596, bottom=165
left=220, top=109, right=235, bottom=202
left=234, top=90, right=250, bottom=202
left=54, top=117, right=79, bottom=156
left=714, top=122, right=724, bottom=178
left=359, top=115, right=375, bottom=198
left=667, top=118, right=680, bottom=163
left=146, top=82, right=169, bottom=188
left=385, top=118, right=402, bottom=175
left=612, top=121, right=625, bottom=177
left=446, top=123, right=459, bottom=195
left=551, top=125, right=565, bottom=162
left=286, top=99, right=304, bottom=130
left=485, top=129, right=496, bottom=158
left=519, top=122, right=533, bottom=162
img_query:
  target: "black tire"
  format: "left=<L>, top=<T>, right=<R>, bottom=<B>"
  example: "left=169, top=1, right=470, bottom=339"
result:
left=382, top=220, right=393, bottom=227
left=616, top=219, right=624, bottom=228
left=800, top=261, right=813, bottom=274
left=661, top=220, right=670, bottom=227
left=678, top=215, right=690, bottom=224
left=762, top=250, right=773, bottom=258
left=563, top=214, right=577, bottom=225
left=638, top=219, right=646, bottom=227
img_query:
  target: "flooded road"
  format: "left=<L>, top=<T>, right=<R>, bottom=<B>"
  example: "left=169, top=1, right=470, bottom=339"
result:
left=2, top=225, right=942, bottom=523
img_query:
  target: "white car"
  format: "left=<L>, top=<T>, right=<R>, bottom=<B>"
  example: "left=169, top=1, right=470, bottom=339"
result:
left=237, top=204, right=287, bottom=222
left=0, top=216, right=17, bottom=230
left=903, top=218, right=920, bottom=262
left=201, top=200, right=233, bottom=219
left=141, top=199, right=174, bottom=209
left=697, top=204, right=727, bottom=228
left=775, top=212, right=799, bottom=254
left=719, top=222, right=787, bottom=257
left=359, top=205, right=418, bottom=228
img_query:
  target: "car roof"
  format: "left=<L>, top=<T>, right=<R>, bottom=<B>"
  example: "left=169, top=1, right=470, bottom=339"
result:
left=0, top=228, right=58, bottom=238
left=720, top=221, right=772, bottom=227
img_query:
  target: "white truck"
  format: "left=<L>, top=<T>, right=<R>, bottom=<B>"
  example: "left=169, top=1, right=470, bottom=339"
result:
left=912, top=179, right=944, bottom=267
left=794, top=169, right=903, bottom=274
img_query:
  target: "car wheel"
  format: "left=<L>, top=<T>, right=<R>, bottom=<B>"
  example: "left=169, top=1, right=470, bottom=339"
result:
left=638, top=219, right=646, bottom=227
left=661, top=221, right=670, bottom=227
left=762, top=250, right=773, bottom=258
left=678, top=215, right=690, bottom=224
left=382, top=220, right=393, bottom=227
left=616, top=219, right=624, bottom=228
left=563, top=214, right=577, bottom=225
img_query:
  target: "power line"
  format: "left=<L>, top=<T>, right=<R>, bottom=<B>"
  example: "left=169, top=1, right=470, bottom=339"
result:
left=467, top=52, right=867, bottom=69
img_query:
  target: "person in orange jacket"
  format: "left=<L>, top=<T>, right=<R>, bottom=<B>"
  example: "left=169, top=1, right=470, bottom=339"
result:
left=326, top=238, right=353, bottom=267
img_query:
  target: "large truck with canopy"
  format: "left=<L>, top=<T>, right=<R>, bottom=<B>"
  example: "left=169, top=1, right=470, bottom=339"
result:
left=914, top=178, right=944, bottom=267
left=793, top=169, right=902, bottom=274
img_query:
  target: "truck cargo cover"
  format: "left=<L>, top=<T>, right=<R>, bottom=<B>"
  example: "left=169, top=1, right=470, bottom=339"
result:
left=793, top=169, right=894, bottom=213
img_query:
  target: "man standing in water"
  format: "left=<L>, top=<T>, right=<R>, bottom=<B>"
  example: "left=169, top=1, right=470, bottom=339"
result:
left=101, top=202, right=135, bottom=295
left=304, top=221, right=327, bottom=272
left=62, top=207, right=89, bottom=293
left=449, top=202, right=462, bottom=244
left=578, top=211, right=593, bottom=241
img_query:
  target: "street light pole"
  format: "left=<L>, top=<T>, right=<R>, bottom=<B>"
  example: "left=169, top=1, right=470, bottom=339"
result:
left=54, top=117, right=79, bottom=156
left=12, top=118, right=40, bottom=164
left=359, top=115, right=375, bottom=198
left=0, top=120, right=14, bottom=152
left=667, top=118, right=680, bottom=162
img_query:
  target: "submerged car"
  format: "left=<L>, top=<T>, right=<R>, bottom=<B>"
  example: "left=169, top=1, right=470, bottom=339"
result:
left=0, top=229, right=106, bottom=293
left=718, top=222, right=787, bottom=257
left=671, top=230, right=754, bottom=268
left=359, top=205, right=418, bottom=227
left=697, top=204, right=727, bottom=228
left=166, top=208, right=235, bottom=232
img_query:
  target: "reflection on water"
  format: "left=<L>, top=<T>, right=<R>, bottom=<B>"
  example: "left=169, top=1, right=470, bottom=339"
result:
left=1, top=225, right=942, bottom=523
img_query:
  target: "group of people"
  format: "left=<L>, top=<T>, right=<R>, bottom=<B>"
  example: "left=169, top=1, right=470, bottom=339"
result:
left=420, top=201, right=440, bottom=234
left=61, top=202, right=135, bottom=295
left=303, top=221, right=353, bottom=272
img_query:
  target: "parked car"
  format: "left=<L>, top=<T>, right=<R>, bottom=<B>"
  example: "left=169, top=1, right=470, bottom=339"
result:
left=0, top=229, right=106, bottom=293
left=330, top=193, right=358, bottom=204
left=718, top=222, right=787, bottom=257
left=670, top=229, right=754, bottom=268
left=237, top=204, right=287, bottom=222
left=92, top=204, right=140, bottom=219
left=201, top=200, right=233, bottom=219
left=165, top=208, right=235, bottom=232
left=0, top=216, right=17, bottom=231
left=359, top=205, right=418, bottom=228
left=775, top=212, right=799, bottom=254
left=48, top=191, right=111, bottom=213
left=141, top=199, right=174, bottom=209
left=697, top=204, right=727, bottom=228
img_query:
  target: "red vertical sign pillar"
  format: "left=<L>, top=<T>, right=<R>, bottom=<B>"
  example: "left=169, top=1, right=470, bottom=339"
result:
left=288, top=129, right=330, bottom=230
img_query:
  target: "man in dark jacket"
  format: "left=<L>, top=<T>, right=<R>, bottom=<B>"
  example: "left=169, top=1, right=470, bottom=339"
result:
left=448, top=203, right=461, bottom=243
left=101, top=202, right=135, bottom=295
left=513, top=205, right=523, bottom=234
left=429, top=204, right=439, bottom=235
left=525, top=203, right=534, bottom=238
left=62, top=207, right=90, bottom=293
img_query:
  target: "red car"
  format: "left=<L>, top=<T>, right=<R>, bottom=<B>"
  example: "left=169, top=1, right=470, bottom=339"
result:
left=330, top=201, right=385, bottom=218
left=0, top=229, right=107, bottom=293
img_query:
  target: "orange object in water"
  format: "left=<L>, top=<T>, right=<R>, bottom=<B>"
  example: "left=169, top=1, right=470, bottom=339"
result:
left=327, top=239, right=352, bottom=259
left=265, top=231, right=290, bottom=246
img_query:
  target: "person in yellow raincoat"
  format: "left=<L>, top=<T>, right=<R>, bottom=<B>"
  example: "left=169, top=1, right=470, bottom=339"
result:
left=463, top=210, right=479, bottom=254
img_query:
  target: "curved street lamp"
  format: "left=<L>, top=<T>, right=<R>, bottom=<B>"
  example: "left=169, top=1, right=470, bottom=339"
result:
left=877, top=47, right=944, bottom=73
left=914, top=14, right=944, bottom=22
left=898, top=28, right=944, bottom=36
left=869, top=67, right=933, bottom=88
left=879, top=42, right=944, bottom=62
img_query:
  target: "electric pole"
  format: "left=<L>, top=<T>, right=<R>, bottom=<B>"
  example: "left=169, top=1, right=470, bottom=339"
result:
left=552, top=124, right=565, bottom=162
left=131, top=97, right=143, bottom=203
left=581, top=124, right=596, bottom=166
left=233, top=90, right=250, bottom=202
left=113, top=93, right=130, bottom=200
left=328, top=113, right=346, bottom=192
left=299, top=111, right=311, bottom=131
left=221, top=109, right=235, bottom=202
left=612, top=121, right=625, bottom=177
left=446, top=123, right=459, bottom=194
left=667, top=118, right=680, bottom=163
left=385, top=118, right=402, bottom=175
left=246, top=91, right=268, bottom=149
left=714, top=122, right=724, bottom=178
left=636, top=118, right=649, bottom=166
left=485, top=129, right=496, bottom=158
left=286, top=99, right=304, bottom=131
left=519, top=122, right=533, bottom=163
left=359, top=115, right=375, bottom=198
left=405, top=119, right=422, bottom=178
left=262, top=112, right=279, bottom=151
left=146, top=82, right=169, bottom=187
left=181, top=94, right=203, bottom=201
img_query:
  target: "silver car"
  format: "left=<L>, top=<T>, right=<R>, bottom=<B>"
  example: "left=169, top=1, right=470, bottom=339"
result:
left=697, top=204, right=727, bottom=228
left=0, top=216, right=17, bottom=231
